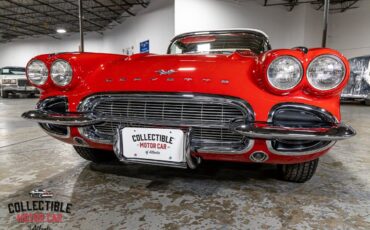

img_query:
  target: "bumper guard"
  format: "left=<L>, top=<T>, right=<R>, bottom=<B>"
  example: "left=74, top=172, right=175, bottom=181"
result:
left=22, top=110, right=356, bottom=141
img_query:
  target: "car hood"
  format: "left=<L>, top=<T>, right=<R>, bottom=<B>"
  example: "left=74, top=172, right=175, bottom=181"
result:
left=98, top=53, right=258, bottom=82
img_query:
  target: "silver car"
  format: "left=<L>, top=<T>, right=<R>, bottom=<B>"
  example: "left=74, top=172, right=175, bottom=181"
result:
left=341, top=56, right=370, bottom=104
left=0, top=66, right=39, bottom=98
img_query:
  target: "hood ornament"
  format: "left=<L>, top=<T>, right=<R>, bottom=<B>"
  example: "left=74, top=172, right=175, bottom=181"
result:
left=156, top=69, right=176, bottom=75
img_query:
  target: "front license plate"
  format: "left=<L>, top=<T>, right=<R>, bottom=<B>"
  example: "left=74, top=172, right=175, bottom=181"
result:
left=121, top=127, right=185, bottom=163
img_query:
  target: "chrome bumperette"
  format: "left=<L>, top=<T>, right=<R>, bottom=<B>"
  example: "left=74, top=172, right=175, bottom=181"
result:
left=231, top=122, right=355, bottom=141
left=264, top=103, right=352, bottom=155
left=77, top=93, right=255, bottom=154
left=33, top=96, right=70, bottom=138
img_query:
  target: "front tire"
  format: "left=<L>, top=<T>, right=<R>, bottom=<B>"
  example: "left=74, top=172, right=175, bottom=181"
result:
left=73, top=146, right=117, bottom=163
left=277, top=158, right=319, bottom=183
left=1, top=91, right=9, bottom=98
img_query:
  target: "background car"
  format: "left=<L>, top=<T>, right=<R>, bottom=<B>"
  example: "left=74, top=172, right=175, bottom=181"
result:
left=341, top=56, right=370, bottom=104
left=0, top=66, right=39, bottom=98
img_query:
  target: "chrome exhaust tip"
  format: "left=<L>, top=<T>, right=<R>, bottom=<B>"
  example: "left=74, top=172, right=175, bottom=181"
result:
left=250, top=151, right=269, bottom=163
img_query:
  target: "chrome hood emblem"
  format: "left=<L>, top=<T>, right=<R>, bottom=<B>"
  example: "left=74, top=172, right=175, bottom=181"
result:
left=156, top=69, right=176, bottom=75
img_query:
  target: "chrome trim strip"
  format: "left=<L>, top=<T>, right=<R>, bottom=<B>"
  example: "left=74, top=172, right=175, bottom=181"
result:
left=231, top=122, right=356, bottom=141
left=267, top=103, right=338, bottom=124
left=266, top=141, right=336, bottom=156
left=22, top=110, right=100, bottom=126
left=39, top=124, right=71, bottom=139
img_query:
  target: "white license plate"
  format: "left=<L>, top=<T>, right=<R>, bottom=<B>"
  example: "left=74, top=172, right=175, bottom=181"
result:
left=121, top=127, right=185, bottom=163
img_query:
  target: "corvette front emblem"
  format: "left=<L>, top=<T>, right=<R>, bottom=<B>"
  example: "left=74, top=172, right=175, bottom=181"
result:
left=156, top=69, right=176, bottom=75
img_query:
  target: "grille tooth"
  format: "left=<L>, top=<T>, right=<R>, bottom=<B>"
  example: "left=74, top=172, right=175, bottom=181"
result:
left=80, top=94, right=253, bottom=152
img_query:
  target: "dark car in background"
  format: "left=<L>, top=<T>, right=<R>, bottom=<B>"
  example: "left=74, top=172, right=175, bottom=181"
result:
left=341, top=56, right=370, bottom=104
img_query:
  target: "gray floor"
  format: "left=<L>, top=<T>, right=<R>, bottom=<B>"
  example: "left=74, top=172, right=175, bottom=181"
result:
left=0, top=98, right=369, bottom=229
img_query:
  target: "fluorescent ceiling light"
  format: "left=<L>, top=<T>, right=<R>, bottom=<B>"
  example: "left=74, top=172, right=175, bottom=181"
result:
left=56, top=28, right=66, bottom=34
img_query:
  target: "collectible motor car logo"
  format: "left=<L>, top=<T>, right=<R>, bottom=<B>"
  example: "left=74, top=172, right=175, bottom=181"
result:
left=155, top=69, right=176, bottom=75
left=6, top=188, right=73, bottom=228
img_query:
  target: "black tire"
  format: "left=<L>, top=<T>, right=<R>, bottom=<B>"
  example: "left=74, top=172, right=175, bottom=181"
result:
left=1, top=91, right=9, bottom=98
left=364, top=99, right=370, bottom=106
left=277, top=158, right=319, bottom=183
left=73, top=146, right=117, bottom=163
left=28, top=93, right=35, bottom=98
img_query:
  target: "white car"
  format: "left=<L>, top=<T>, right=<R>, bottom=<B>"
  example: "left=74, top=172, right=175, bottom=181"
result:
left=0, top=66, right=39, bottom=98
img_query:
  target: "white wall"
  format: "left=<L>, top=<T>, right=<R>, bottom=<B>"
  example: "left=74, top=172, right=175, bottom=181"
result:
left=0, top=33, right=103, bottom=67
left=174, top=0, right=307, bottom=49
left=0, top=0, right=174, bottom=68
left=326, top=0, right=370, bottom=58
left=1, top=0, right=369, bottom=68
left=102, top=0, right=174, bottom=54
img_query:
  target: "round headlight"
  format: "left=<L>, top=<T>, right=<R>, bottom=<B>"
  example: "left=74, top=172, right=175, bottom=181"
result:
left=27, top=60, right=48, bottom=86
left=307, top=55, right=345, bottom=91
left=51, top=60, right=73, bottom=86
left=267, top=56, right=303, bottom=90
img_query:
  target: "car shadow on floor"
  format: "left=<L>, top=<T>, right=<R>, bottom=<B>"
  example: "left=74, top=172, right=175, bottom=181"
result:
left=89, top=160, right=278, bottom=184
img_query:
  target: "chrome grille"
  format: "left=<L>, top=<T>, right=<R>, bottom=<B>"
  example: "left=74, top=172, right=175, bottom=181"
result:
left=79, top=94, right=253, bottom=153
left=17, top=79, right=30, bottom=87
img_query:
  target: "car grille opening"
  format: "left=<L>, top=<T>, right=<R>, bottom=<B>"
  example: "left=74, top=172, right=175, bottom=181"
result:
left=79, top=93, right=254, bottom=153
left=38, top=97, right=69, bottom=137
left=269, top=103, right=335, bottom=153
left=17, top=79, right=31, bottom=87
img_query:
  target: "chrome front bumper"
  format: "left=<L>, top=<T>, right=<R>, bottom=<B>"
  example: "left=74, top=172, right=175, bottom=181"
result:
left=2, top=85, right=37, bottom=92
left=22, top=110, right=356, bottom=141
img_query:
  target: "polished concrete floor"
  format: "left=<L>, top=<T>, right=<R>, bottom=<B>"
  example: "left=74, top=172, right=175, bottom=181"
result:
left=0, top=98, right=369, bottom=229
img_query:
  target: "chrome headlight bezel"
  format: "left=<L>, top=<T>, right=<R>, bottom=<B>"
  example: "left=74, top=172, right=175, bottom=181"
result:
left=267, top=56, right=303, bottom=91
left=307, top=55, right=346, bottom=91
left=26, top=60, right=49, bottom=86
left=50, top=59, right=73, bottom=87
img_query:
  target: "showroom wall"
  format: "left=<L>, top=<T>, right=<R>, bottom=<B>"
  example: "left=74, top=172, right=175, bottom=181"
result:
left=327, top=0, right=370, bottom=58
left=0, top=33, right=103, bottom=67
left=0, top=0, right=174, bottom=68
left=102, top=0, right=174, bottom=55
left=174, top=0, right=307, bottom=49
left=0, top=0, right=369, bottom=68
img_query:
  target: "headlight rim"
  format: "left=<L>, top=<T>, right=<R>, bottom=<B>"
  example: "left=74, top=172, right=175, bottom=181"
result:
left=266, top=55, right=304, bottom=91
left=307, top=54, right=346, bottom=91
left=50, top=59, right=73, bottom=87
left=26, top=59, right=49, bottom=86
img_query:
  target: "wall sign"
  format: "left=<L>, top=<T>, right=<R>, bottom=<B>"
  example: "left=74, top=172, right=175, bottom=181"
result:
left=140, top=40, right=150, bottom=53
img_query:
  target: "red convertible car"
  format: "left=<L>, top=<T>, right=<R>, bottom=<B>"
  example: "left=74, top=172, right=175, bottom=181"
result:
left=22, top=29, right=355, bottom=182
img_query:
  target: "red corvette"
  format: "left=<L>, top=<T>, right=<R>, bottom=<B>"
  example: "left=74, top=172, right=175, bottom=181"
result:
left=22, top=29, right=355, bottom=182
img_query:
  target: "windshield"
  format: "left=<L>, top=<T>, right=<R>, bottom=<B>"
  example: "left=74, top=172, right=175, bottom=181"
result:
left=1, top=67, right=26, bottom=75
left=168, top=31, right=270, bottom=55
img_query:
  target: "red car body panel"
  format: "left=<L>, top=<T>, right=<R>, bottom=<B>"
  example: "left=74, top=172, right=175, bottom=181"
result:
left=27, top=47, right=350, bottom=164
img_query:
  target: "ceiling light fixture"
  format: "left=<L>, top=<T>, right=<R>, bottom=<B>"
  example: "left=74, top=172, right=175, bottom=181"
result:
left=56, top=28, right=66, bottom=34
